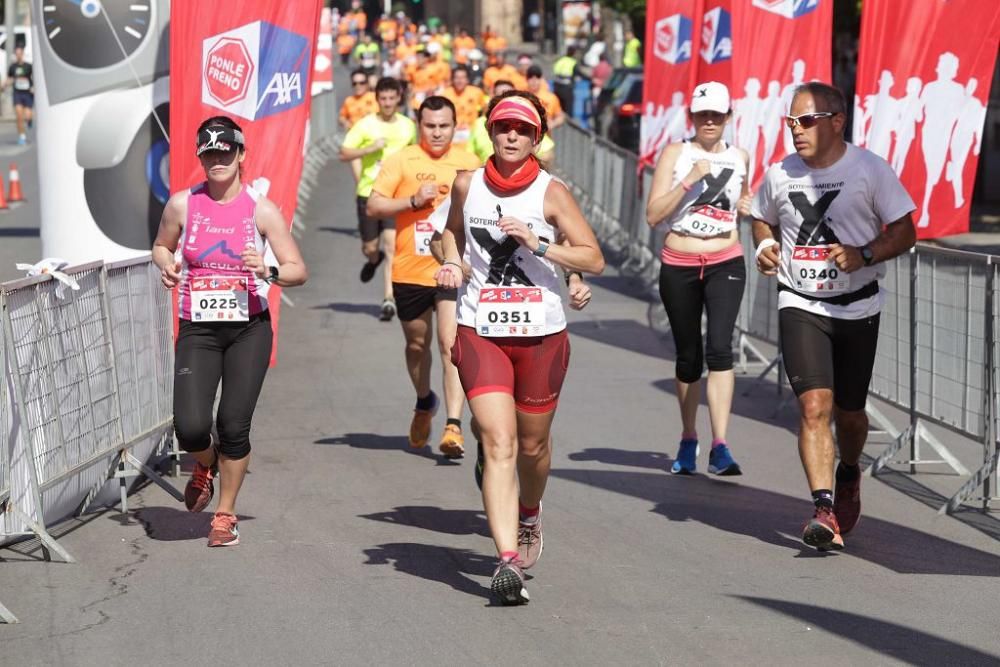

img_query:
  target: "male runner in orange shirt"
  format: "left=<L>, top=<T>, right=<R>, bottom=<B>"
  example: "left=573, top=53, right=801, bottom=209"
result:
left=453, top=29, right=476, bottom=65
left=442, top=65, right=486, bottom=148
left=339, top=70, right=379, bottom=130
left=483, top=52, right=522, bottom=92
left=367, top=96, right=481, bottom=457
left=526, top=65, right=565, bottom=129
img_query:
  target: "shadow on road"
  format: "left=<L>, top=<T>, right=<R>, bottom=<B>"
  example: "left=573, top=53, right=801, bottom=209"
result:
left=569, top=318, right=672, bottom=361
left=737, top=596, right=1000, bottom=664
left=551, top=462, right=1000, bottom=576
left=315, top=433, right=459, bottom=464
left=311, top=302, right=383, bottom=318
left=360, top=505, right=490, bottom=537
left=363, top=542, right=494, bottom=602
left=316, top=225, right=358, bottom=238
left=135, top=507, right=256, bottom=542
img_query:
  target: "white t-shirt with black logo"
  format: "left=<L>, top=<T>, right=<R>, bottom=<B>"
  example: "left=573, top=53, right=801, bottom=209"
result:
left=751, top=143, right=916, bottom=320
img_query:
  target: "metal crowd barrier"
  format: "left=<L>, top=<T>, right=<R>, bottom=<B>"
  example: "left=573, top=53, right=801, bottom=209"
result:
left=552, top=119, right=999, bottom=516
left=0, top=257, right=178, bottom=624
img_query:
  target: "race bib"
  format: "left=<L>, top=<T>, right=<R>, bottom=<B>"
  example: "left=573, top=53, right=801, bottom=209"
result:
left=675, top=205, right=737, bottom=238
left=191, top=276, right=249, bottom=322
left=414, top=220, right=434, bottom=255
left=475, top=287, right=546, bottom=337
left=790, top=246, right=849, bottom=295
left=14, top=77, right=29, bottom=91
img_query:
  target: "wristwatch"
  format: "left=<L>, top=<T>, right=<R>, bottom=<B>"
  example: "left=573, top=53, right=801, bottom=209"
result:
left=533, top=240, right=550, bottom=257
left=860, top=245, right=874, bottom=266
left=265, top=266, right=279, bottom=284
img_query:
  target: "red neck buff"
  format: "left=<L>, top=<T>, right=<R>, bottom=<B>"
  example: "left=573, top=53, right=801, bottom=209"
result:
left=484, top=154, right=540, bottom=194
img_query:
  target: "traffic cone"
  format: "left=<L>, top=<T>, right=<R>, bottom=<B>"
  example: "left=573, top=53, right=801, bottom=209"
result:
left=7, top=163, right=22, bottom=203
left=0, top=172, right=9, bottom=210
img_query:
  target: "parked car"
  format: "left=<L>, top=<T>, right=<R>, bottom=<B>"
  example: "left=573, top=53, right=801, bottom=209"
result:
left=593, top=66, right=641, bottom=135
left=601, top=71, right=643, bottom=154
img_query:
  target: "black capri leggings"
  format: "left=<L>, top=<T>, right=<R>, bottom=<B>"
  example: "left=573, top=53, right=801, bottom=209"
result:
left=658, top=256, right=746, bottom=383
left=173, top=312, right=272, bottom=460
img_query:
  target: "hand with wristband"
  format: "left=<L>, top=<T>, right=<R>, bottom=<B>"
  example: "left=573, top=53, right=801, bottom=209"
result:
left=755, top=237, right=780, bottom=276
left=434, top=259, right=465, bottom=289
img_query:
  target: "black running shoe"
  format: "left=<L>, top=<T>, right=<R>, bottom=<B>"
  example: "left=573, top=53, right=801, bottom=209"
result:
left=360, top=251, right=385, bottom=283
left=490, top=557, right=529, bottom=605
left=474, top=440, right=484, bottom=490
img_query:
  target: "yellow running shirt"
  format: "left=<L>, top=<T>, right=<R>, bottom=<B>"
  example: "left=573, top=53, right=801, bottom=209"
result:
left=342, top=113, right=417, bottom=197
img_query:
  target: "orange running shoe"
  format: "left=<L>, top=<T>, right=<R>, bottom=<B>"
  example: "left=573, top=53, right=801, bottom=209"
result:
left=439, top=424, right=465, bottom=458
left=802, top=506, right=844, bottom=551
left=408, top=391, right=438, bottom=449
left=184, top=460, right=215, bottom=513
left=207, top=512, right=239, bottom=547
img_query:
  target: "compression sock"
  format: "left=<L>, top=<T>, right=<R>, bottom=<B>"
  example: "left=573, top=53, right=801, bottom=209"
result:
left=446, top=417, right=462, bottom=429
left=812, top=489, right=834, bottom=510
left=415, top=391, right=437, bottom=411
left=836, top=462, right=861, bottom=483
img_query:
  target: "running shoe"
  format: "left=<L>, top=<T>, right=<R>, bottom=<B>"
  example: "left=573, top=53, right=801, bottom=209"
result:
left=517, top=507, right=543, bottom=569
left=474, top=440, right=485, bottom=491
left=439, top=424, right=465, bottom=458
left=379, top=297, right=396, bottom=322
left=707, top=444, right=743, bottom=476
left=490, top=557, right=529, bottom=605
left=408, top=391, right=438, bottom=449
left=184, top=459, right=215, bottom=513
left=360, top=251, right=385, bottom=283
left=834, top=463, right=862, bottom=534
left=670, top=439, right=699, bottom=475
left=207, top=512, right=240, bottom=547
left=17, top=135, right=26, bottom=146
left=802, top=506, right=844, bottom=551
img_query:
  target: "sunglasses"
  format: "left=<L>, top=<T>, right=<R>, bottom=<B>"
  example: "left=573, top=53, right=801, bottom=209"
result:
left=352, top=80, right=368, bottom=86
left=785, top=112, right=836, bottom=129
left=492, top=119, right=536, bottom=137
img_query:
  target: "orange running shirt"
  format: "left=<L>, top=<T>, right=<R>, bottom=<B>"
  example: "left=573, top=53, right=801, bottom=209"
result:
left=453, top=35, right=477, bottom=64
left=372, top=144, right=481, bottom=286
left=442, top=85, right=486, bottom=129
left=339, top=91, right=379, bottom=127
left=483, top=64, right=521, bottom=92
left=536, top=89, right=563, bottom=122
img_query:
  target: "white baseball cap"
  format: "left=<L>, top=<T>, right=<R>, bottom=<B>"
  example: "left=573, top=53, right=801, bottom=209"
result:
left=689, top=81, right=731, bottom=113
left=426, top=41, right=441, bottom=55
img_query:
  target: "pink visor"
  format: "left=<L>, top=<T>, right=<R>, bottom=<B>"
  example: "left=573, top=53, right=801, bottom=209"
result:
left=487, top=96, right=542, bottom=139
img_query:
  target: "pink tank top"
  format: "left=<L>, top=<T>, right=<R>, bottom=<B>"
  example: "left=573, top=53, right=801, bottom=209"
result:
left=176, top=183, right=269, bottom=320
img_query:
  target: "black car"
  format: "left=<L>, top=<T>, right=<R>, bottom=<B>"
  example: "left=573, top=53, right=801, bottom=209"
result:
left=601, top=71, right=643, bottom=154
left=593, top=66, right=642, bottom=134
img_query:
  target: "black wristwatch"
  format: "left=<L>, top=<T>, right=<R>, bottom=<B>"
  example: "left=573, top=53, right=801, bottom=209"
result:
left=860, top=245, right=874, bottom=266
left=265, top=266, right=279, bottom=284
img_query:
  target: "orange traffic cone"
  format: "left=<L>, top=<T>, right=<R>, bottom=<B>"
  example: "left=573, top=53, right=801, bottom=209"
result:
left=7, top=163, right=22, bottom=203
left=0, top=172, right=8, bottom=210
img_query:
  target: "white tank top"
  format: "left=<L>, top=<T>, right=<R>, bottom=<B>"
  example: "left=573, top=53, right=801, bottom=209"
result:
left=665, top=141, right=746, bottom=235
left=458, top=168, right=567, bottom=335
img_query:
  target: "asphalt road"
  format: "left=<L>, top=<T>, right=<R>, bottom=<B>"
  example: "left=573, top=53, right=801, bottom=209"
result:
left=0, top=76, right=998, bottom=666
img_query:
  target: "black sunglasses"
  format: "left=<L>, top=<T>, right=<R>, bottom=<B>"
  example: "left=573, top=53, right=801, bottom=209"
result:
left=352, top=79, right=368, bottom=86
left=785, top=112, right=836, bottom=129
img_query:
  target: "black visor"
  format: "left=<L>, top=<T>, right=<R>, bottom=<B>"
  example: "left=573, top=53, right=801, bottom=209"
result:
left=196, top=125, right=245, bottom=156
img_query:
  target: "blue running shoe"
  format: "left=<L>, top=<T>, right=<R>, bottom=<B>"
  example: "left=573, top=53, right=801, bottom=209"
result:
left=670, top=439, right=698, bottom=475
left=708, top=444, right=742, bottom=476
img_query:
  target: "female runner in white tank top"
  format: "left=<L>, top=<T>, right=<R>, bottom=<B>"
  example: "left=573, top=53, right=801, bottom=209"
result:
left=645, top=82, right=752, bottom=478
left=435, top=92, right=604, bottom=605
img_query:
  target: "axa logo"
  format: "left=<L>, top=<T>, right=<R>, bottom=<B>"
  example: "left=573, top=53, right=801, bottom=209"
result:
left=700, top=7, right=732, bottom=65
left=653, top=14, right=692, bottom=66
left=202, top=21, right=311, bottom=121
left=752, top=0, right=820, bottom=19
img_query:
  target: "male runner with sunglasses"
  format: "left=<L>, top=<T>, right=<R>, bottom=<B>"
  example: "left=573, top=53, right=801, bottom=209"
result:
left=751, top=82, right=916, bottom=551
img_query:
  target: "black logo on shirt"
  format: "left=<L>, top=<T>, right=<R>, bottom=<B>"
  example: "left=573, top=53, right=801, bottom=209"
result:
left=790, top=190, right=841, bottom=245
left=470, top=228, right=536, bottom=287
left=692, top=169, right=734, bottom=210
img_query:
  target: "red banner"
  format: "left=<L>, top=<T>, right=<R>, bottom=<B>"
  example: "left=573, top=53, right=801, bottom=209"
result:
left=640, top=0, right=700, bottom=164
left=854, top=0, right=1000, bottom=239
left=730, top=0, right=832, bottom=187
left=170, top=0, right=322, bottom=363
left=313, top=6, right=334, bottom=96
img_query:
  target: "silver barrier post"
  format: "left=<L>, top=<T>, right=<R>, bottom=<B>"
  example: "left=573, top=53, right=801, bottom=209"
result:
left=0, top=292, right=19, bottom=623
